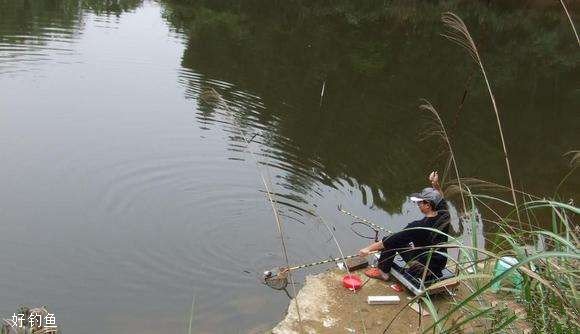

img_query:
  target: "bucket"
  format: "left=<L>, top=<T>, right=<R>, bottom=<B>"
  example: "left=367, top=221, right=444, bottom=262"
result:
left=491, top=256, right=523, bottom=293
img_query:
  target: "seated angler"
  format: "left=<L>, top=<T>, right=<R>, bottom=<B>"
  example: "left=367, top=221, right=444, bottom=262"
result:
left=358, top=171, right=450, bottom=281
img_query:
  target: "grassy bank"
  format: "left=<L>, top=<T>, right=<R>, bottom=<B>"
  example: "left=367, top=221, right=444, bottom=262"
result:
left=401, top=10, right=579, bottom=333
left=406, top=194, right=579, bottom=333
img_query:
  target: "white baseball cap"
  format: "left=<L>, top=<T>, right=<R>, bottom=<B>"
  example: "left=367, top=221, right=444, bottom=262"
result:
left=410, top=187, right=443, bottom=206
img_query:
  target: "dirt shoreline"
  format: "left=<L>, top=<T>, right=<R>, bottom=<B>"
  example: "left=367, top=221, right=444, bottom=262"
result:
left=269, top=269, right=443, bottom=334
left=269, top=264, right=533, bottom=334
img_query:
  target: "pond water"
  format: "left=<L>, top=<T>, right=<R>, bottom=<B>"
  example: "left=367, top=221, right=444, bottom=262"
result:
left=0, top=1, right=577, bottom=333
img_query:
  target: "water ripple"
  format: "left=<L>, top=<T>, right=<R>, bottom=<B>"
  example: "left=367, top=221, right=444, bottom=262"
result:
left=0, top=24, right=81, bottom=74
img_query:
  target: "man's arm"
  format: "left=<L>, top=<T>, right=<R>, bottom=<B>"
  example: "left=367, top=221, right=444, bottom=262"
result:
left=358, top=240, right=384, bottom=256
left=359, top=226, right=420, bottom=257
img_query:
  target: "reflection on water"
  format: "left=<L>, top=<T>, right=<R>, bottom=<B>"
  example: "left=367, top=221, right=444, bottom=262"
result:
left=164, top=0, right=579, bottom=211
left=0, top=1, right=577, bottom=333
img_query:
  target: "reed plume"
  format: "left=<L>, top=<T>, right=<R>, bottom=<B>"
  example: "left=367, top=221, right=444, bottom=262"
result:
left=441, top=12, right=521, bottom=223
left=419, top=100, right=467, bottom=214
left=564, top=150, right=580, bottom=168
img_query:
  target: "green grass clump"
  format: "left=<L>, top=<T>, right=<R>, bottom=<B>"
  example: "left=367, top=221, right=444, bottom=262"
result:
left=414, top=195, right=579, bottom=334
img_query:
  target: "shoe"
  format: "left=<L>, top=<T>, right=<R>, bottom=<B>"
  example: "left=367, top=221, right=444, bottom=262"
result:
left=364, top=267, right=390, bottom=281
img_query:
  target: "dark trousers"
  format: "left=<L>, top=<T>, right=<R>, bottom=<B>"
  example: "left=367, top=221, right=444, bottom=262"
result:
left=378, top=238, right=444, bottom=277
left=377, top=236, right=419, bottom=273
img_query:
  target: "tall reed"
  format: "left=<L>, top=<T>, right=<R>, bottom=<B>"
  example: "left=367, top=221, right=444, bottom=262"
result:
left=187, top=294, right=195, bottom=334
left=392, top=13, right=580, bottom=331
left=559, top=0, right=580, bottom=46
left=200, top=87, right=305, bottom=333
left=441, top=12, right=521, bottom=223
left=420, top=100, right=467, bottom=214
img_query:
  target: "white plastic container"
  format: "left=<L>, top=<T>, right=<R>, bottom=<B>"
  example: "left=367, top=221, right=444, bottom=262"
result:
left=367, top=295, right=400, bottom=305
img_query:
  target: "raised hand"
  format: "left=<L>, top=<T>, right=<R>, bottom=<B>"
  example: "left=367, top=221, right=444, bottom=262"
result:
left=429, top=171, right=442, bottom=193
left=429, top=171, right=439, bottom=184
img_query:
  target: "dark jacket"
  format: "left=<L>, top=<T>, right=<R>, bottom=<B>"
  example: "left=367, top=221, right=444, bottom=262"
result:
left=382, top=199, right=450, bottom=275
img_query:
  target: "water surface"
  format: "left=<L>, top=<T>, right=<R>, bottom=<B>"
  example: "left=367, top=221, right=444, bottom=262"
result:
left=0, top=1, right=577, bottom=333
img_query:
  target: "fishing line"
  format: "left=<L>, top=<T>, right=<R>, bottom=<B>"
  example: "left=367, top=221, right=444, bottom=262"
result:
left=263, top=251, right=379, bottom=290
left=202, top=87, right=305, bottom=331
left=264, top=206, right=391, bottom=287
left=350, top=221, right=380, bottom=241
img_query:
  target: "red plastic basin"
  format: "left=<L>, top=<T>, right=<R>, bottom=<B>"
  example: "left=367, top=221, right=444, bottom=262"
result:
left=342, top=274, right=362, bottom=291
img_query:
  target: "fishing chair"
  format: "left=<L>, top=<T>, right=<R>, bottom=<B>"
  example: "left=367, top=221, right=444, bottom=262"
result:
left=386, top=254, right=458, bottom=295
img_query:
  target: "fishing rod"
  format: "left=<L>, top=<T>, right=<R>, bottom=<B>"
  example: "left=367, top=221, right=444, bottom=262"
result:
left=203, top=88, right=301, bottom=304
left=287, top=251, right=378, bottom=272
left=265, top=207, right=389, bottom=275
left=264, top=208, right=391, bottom=290
left=263, top=251, right=378, bottom=290
left=337, top=205, right=393, bottom=234
left=270, top=207, right=389, bottom=275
